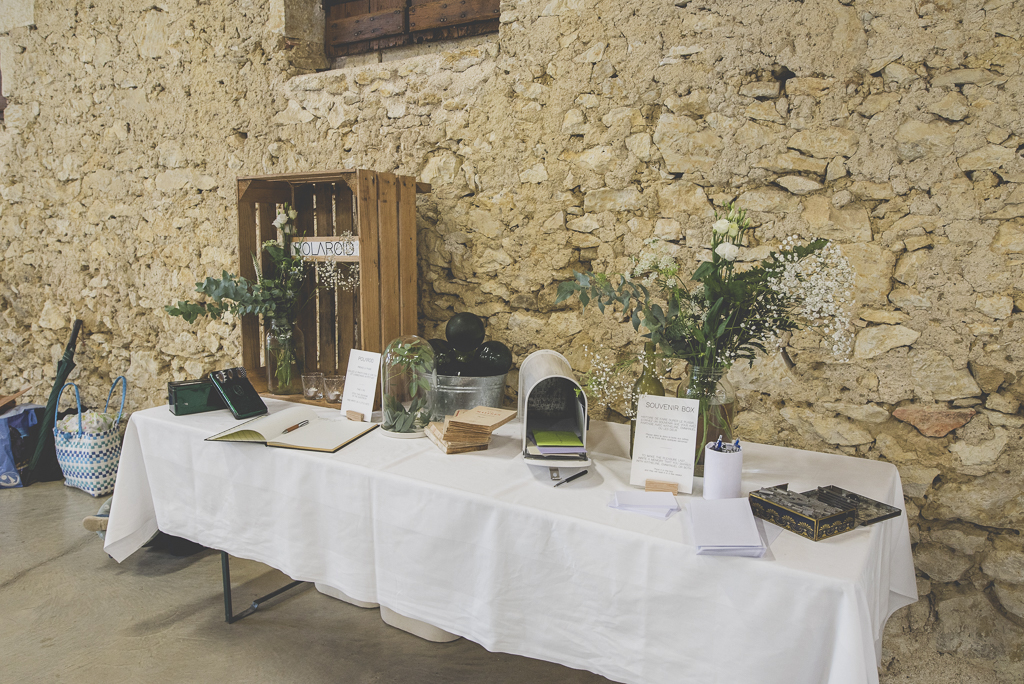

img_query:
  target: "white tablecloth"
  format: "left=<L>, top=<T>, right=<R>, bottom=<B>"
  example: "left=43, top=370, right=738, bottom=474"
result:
left=105, top=400, right=916, bottom=684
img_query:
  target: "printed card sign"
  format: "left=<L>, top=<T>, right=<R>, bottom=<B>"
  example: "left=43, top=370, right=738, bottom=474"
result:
left=629, top=395, right=701, bottom=493
left=291, top=237, right=360, bottom=262
left=341, top=349, right=381, bottom=422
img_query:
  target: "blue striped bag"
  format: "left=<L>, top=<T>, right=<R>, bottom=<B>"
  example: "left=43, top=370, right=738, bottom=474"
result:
left=54, top=376, right=127, bottom=497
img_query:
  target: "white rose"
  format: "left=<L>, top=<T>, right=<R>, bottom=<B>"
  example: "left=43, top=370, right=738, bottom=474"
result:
left=715, top=243, right=739, bottom=261
left=272, top=214, right=288, bottom=229
left=712, top=219, right=731, bottom=234
left=288, top=209, right=298, bottom=220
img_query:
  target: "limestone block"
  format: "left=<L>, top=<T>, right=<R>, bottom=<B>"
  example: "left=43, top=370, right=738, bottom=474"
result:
left=915, top=543, right=973, bottom=582
left=935, top=592, right=1020, bottom=659
left=754, top=152, right=827, bottom=176
left=817, top=402, right=890, bottom=423
left=994, top=583, right=1024, bottom=620
left=602, top=107, right=643, bottom=130
left=990, top=223, right=1024, bottom=254
left=571, top=146, right=615, bottom=174
left=776, top=176, right=821, bottom=195
left=928, top=92, right=969, bottom=121
left=849, top=181, right=894, bottom=200
left=156, top=141, right=187, bottom=169
left=421, top=153, right=461, bottom=186
left=932, top=69, right=998, bottom=87
left=540, top=0, right=584, bottom=16
left=786, top=78, right=833, bottom=98
left=155, top=170, right=191, bottom=193
left=576, top=42, right=606, bottom=63
left=654, top=219, right=682, bottom=241
left=273, top=100, right=315, bottom=125
left=739, top=81, right=780, bottom=99
left=883, top=62, right=918, bottom=86
left=949, top=428, right=1007, bottom=476
left=897, top=464, right=940, bottom=498
left=856, top=93, right=900, bottom=118
left=894, top=120, right=956, bottom=161
left=519, top=163, right=548, bottom=183
left=38, top=301, right=66, bottom=330
left=985, top=392, right=1020, bottom=415
left=924, top=473, right=1023, bottom=528
left=912, top=350, right=981, bottom=401
left=567, top=214, right=600, bottom=233
left=928, top=528, right=989, bottom=556
left=976, top=294, right=1013, bottom=319
left=982, top=537, right=1024, bottom=584
left=666, top=92, right=711, bottom=117
left=625, top=133, right=652, bottom=161
left=893, top=249, right=930, bottom=288
left=562, top=109, right=586, bottom=135
left=787, top=127, right=859, bottom=159
left=583, top=188, right=641, bottom=213
left=958, top=144, right=1015, bottom=171
left=0, top=0, right=33, bottom=33
left=745, top=101, right=784, bottom=123
left=859, top=309, right=906, bottom=326
left=657, top=182, right=712, bottom=219
left=854, top=324, right=920, bottom=359
left=968, top=361, right=1012, bottom=394
left=734, top=121, right=772, bottom=150
left=904, top=236, right=933, bottom=251
left=780, top=406, right=874, bottom=446
left=139, top=10, right=171, bottom=60
left=892, top=406, right=976, bottom=437
left=736, top=187, right=799, bottom=213
left=889, top=287, right=932, bottom=309
left=803, top=197, right=872, bottom=242
left=474, top=248, right=512, bottom=275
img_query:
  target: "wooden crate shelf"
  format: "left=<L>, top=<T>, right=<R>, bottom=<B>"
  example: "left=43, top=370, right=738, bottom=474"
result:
left=236, top=169, right=430, bottom=383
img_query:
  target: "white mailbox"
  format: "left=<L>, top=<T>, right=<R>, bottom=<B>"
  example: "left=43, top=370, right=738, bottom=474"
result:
left=517, top=350, right=588, bottom=461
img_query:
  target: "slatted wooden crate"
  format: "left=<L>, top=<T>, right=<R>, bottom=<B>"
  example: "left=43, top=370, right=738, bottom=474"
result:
left=236, top=169, right=431, bottom=386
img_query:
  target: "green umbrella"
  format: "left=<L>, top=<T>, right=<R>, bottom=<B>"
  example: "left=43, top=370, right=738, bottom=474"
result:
left=23, top=319, right=83, bottom=484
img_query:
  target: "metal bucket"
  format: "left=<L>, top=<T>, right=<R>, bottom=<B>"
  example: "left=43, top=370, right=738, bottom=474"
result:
left=431, top=373, right=508, bottom=421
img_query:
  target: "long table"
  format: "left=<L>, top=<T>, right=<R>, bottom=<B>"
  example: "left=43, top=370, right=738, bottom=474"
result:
left=105, top=400, right=916, bottom=684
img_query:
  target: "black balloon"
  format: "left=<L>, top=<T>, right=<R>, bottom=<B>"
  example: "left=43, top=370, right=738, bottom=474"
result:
left=475, top=340, right=513, bottom=376
left=446, top=312, right=486, bottom=351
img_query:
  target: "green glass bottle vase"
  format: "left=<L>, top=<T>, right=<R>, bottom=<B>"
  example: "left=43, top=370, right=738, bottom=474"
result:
left=629, top=342, right=665, bottom=459
left=677, top=364, right=736, bottom=475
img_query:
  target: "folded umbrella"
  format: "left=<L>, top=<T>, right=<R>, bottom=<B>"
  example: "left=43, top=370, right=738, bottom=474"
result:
left=22, top=319, right=83, bottom=484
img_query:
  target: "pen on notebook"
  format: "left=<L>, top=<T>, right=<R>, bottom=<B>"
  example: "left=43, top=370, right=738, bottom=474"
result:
left=554, top=469, right=588, bottom=487
left=282, top=420, right=309, bottom=434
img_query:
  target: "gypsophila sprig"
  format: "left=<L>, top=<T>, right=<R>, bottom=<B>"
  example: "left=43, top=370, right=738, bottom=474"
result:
left=578, top=345, right=667, bottom=419
left=555, top=202, right=854, bottom=367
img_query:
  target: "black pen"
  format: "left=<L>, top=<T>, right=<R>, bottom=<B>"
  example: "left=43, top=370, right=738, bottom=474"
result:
left=554, top=469, right=588, bottom=487
left=283, top=420, right=309, bottom=434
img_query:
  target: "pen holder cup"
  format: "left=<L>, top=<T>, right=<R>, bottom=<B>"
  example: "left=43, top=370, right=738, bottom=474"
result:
left=702, top=444, right=743, bottom=500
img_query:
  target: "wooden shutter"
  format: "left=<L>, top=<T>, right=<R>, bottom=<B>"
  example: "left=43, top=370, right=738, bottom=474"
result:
left=326, top=0, right=499, bottom=59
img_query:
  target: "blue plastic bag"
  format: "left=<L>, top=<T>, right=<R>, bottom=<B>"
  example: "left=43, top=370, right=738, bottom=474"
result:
left=0, top=404, right=43, bottom=488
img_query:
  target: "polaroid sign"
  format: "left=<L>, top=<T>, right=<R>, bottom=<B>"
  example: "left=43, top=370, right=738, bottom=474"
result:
left=291, top=238, right=360, bottom=262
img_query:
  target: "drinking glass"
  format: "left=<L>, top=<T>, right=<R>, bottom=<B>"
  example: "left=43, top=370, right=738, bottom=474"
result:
left=324, top=375, right=345, bottom=404
left=301, top=372, right=325, bottom=401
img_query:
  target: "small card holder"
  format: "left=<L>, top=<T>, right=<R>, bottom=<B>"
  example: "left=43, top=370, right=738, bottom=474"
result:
left=209, top=367, right=268, bottom=420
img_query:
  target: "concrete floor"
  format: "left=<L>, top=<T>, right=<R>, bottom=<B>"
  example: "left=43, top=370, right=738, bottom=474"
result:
left=0, top=482, right=1015, bottom=684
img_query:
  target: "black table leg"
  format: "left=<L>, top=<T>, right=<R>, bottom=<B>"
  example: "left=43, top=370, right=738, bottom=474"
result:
left=221, top=551, right=308, bottom=624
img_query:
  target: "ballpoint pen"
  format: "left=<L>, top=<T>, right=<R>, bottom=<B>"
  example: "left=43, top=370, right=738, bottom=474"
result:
left=283, top=420, right=309, bottom=434
left=554, top=469, right=588, bottom=487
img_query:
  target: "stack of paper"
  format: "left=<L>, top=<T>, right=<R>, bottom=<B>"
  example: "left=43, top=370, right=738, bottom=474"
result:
left=608, top=491, right=681, bottom=520
left=689, top=498, right=766, bottom=557
left=426, top=406, right=517, bottom=454
left=525, top=429, right=587, bottom=462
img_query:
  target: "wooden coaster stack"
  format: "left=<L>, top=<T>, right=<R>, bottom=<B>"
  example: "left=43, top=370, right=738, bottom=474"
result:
left=425, top=406, right=517, bottom=454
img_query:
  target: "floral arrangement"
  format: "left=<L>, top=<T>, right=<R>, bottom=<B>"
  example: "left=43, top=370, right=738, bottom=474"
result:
left=578, top=345, right=666, bottom=419
left=556, top=204, right=855, bottom=368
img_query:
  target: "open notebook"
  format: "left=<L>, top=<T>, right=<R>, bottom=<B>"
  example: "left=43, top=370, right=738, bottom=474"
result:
left=207, top=405, right=377, bottom=453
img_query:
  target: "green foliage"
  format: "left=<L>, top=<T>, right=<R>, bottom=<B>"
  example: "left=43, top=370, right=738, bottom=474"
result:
left=556, top=204, right=832, bottom=368
left=164, top=204, right=310, bottom=327
left=382, top=339, right=435, bottom=433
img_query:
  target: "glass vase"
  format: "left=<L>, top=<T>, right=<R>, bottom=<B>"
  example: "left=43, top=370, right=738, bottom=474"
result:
left=266, top=319, right=305, bottom=395
left=629, top=342, right=665, bottom=459
left=677, top=365, right=736, bottom=474
left=381, top=335, right=436, bottom=437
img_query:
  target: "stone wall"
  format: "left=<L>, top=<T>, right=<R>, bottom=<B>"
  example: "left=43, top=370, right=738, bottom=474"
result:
left=2, top=0, right=1022, bottom=663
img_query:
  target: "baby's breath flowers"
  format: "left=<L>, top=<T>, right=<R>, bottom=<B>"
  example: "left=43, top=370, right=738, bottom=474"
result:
left=556, top=203, right=855, bottom=368
left=578, top=345, right=667, bottom=419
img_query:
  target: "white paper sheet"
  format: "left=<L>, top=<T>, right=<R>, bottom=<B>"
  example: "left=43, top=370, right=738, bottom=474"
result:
left=629, top=395, right=699, bottom=492
left=690, top=497, right=766, bottom=557
left=608, top=490, right=681, bottom=520
left=340, top=349, right=381, bottom=421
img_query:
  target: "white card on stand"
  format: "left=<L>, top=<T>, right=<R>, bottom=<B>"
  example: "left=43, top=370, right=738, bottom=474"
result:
left=629, top=395, right=700, bottom=493
left=340, top=349, right=381, bottom=422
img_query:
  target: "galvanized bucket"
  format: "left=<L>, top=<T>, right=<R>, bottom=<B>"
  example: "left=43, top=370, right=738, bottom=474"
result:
left=431, top=373, right=508, bottom=421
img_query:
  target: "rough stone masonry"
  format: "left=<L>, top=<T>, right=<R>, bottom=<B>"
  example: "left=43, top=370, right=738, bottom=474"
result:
left=1, top=0, right=1023, bottom=664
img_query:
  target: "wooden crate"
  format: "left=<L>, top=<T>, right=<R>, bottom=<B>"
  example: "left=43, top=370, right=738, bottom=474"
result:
left=236, top=169, right=431, bottom=384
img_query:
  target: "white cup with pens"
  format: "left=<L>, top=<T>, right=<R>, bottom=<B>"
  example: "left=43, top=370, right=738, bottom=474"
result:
left=703, top=436, right=743, bottom=500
